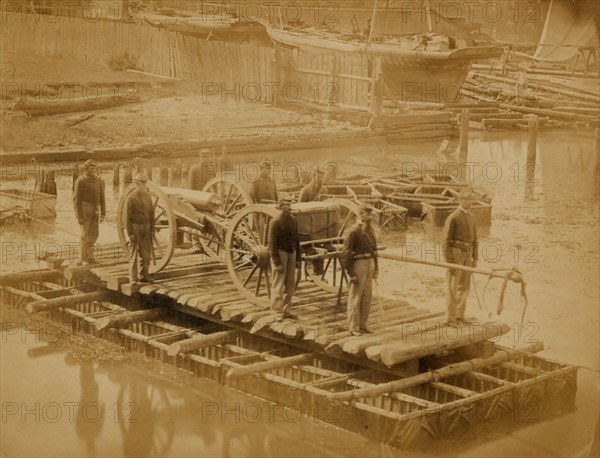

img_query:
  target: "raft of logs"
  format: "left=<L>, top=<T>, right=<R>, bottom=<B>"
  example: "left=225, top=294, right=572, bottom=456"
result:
left=0, top=259, right=580, bottom=451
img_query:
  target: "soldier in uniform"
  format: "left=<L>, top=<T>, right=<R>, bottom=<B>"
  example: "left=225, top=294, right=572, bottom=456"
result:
left=443, top=189, right=479, bottom=325
left=298, top=169, right=327, bottom=202
left=187, top=148, right=216, bottom=190
left=126, top=173, right=155, bottom=284
left=73, top=160, right=105, bottom=265
left=250, top=160, right=278, bottom=203
left=342, top=203, right=378, bottom=336
left=269, top=195, right=301, bottom=321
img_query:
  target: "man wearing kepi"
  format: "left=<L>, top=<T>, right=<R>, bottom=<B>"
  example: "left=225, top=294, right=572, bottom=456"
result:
left=444, top=188, right=479, bottom=325
left=73, top=160, right=105, bottom=265
left=269, top=195, right=301, bottom=321
left=187, top=148, right=216, bottom=190
left=127, top=173, right=155, bottom=284
left=342, top=203, right=378, bottom=336
left=250, top=160, right=278, bottom=203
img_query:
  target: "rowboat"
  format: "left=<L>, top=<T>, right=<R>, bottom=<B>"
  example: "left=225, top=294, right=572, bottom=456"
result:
left=0, top=189, right=57, bottom=219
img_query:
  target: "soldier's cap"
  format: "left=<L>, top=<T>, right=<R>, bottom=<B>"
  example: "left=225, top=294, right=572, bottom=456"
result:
left=358, top=202, right=374, bottom=214
left=83, top=159, right=99, bottom=169
left=199, top=148, right=212, bottom=157
left=133, top=172, right=149, bottom=183
left=278, top=194, right=293, bottom=205
left=260, top=159, right=273, bottom=168
left=458, top=188, right=477, bottom=200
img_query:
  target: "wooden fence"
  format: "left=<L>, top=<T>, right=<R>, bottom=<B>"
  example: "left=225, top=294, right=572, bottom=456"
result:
left=1, top=13, right=372, bottom=108
left=1, top=14, right=276, bottom=102
left=285, top=48, right=371, bottom=110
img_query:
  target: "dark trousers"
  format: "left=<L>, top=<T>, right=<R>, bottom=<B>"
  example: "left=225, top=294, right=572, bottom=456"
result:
left=271, top=250, right=297, bottom=316
left=129, top=223, right=152, bottom=282
left=79, top=202, right=99, bottom=262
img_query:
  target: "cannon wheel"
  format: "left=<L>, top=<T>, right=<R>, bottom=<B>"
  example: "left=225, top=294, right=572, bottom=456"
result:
left=200, top=176, right=253, bottom=260
left=225, top=205, right=279, bottom=307
left=304, top=198, right=361, bottom=293
left=117, top=181, right=176, bottom=274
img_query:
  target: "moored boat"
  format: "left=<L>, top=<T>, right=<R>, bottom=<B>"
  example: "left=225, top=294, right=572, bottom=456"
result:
left=261, top=1, right=504, bottom=103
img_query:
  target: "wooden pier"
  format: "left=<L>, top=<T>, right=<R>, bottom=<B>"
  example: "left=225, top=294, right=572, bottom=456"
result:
left=0, top=249, right=579, bottom=450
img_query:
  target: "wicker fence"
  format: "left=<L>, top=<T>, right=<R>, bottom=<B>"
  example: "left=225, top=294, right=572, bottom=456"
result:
left=1, top=13, right=372, bottom=108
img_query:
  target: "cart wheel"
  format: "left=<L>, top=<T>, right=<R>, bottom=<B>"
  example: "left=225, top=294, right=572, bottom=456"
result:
left=199, top=176, right=253, bottom=260
left=304, top=198, right=361, bottom=293
left=117, top=181, right=176, bottom=274
left=225, top=205, right=279, bottom=307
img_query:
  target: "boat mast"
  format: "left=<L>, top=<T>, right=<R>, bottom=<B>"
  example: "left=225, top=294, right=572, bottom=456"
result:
left=424, top=0, right=433, bottom=33
left=368, top=0, right=379, bottom=43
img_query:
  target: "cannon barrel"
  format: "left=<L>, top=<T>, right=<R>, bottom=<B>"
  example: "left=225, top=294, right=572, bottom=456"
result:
left=160, top=187, right=221, bottom=212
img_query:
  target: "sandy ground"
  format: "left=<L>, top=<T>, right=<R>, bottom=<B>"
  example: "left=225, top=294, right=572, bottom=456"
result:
left=1, top=53, right=359, bottom=152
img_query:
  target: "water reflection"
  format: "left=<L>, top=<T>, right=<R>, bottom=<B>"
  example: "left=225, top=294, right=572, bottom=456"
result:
left=107, top=368, right=174, bottom=457
left=75, top=361, right=105, bottom=457
left=2, top=330, right=398, bottom=457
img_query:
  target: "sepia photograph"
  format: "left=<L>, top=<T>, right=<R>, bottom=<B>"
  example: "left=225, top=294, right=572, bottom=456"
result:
left=0, top=0, right=598, bottom=456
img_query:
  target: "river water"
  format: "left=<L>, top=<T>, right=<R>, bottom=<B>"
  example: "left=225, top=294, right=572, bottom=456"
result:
left=1, top=129, right=598, bottom=456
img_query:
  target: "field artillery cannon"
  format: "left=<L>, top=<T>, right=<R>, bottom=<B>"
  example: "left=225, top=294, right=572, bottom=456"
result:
left=116, top=177, right=362, bottom=306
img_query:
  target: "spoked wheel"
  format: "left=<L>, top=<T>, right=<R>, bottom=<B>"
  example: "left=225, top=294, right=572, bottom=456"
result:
left=304, top=198, right=361, bottom=293
left=200, top=176, right=253, bottom=260
left=117, top=181, right=176, bottom=274
left=225, top=205, right=279, bottom=307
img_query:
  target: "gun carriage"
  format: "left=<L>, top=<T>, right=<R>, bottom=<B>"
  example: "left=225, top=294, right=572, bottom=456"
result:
left=116, top=177, right=362, bottom=306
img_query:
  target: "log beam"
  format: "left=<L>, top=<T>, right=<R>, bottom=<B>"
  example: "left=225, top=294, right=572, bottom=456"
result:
left=166, top=330, right=237, bottom=356
left=94, top=308, right=165, bottom=331
left=326, top=342, right=544, bottom=401
left=226, top=353, right=317, bottom=379
left=26, top=291, right=107, bottom=313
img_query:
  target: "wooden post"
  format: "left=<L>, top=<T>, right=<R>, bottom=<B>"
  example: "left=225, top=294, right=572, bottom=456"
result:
left=329, top=54, right=339, bottom=107
left=45, top=170, right=57, bottom=196
left=113, top=163, right=120, bottom=187
left=525, top=115, right=538, bottom=201
left=123, top=163, right=133, bottom=185
left=271, top=43, right=280, bottom=106
left=38, top=169, right=47, bottom=194
left=72, top=164, right=79, bottom=192
left=369, top=57, right=383, bottom=116
left=595, top=128, right=599, bottom=199
left=595, top=127, right=599, bottom=177
left=159, top=166, right=169, bottom=186
left=424, top=0, right=433, bottom=33
left=367, top=0, right=379, bottom=43
left=146, top=158, right=153, bottom=181
left=181, top=163, right=187, bottom=183
left=458, top=109, right=470, bottom=183
left=174, top=161, right=182, bottom=187
left=167, top=166, right=174, bottom=187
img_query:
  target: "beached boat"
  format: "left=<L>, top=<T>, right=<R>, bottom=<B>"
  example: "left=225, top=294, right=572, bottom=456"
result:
left=139, top=11, right=237, bottom=34
left=261, top=1, right=503, bottom=103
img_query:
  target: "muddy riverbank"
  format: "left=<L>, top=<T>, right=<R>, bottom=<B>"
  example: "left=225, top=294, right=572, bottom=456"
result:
left=1, top=130, right=598, bottom=457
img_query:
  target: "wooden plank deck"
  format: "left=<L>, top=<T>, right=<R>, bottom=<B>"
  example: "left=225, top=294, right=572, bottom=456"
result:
left=82, top=251, right=508, bottom=372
